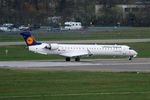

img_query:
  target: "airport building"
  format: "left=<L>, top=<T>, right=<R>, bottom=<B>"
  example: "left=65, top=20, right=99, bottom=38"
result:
left=95, top=3, right=148, bottom=18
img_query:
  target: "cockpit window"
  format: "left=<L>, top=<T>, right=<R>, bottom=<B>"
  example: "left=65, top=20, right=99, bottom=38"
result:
left=129, top=48, right=133, bottom=50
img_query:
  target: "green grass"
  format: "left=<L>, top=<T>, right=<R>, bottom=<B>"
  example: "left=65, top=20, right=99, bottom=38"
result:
left=0, top=45, right=63, bottom=61
left=0, top=69, right=150, bottom=100
left=0, top=42, right=150, bottom=61
left=0, top=27, right=150, bottom=42
left=127, top=42, right=150, bottom=58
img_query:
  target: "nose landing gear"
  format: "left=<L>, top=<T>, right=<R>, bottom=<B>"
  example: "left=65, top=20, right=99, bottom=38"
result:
left=129, top=56, right=133, bottom=60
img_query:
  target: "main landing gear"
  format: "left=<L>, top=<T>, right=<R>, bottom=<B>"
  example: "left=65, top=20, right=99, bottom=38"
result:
left=75, top=56, right=80, bottom=62
left=66, top=57, right=71, bottom=61
left=65, top=57, right=80, bottom=62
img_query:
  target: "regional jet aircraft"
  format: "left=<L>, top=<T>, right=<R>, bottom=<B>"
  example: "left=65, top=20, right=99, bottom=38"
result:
left=20, top=32, right=137, bottom=61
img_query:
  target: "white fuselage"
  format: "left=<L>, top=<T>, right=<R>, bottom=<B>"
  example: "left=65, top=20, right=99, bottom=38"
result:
left=28, top=43, right=137, bottom=58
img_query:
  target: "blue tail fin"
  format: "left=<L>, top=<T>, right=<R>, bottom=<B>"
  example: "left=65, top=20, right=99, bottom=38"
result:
left=20, top=32, right=41, bottom=46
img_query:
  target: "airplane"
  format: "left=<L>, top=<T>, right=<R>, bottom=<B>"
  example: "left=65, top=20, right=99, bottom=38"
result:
left=20, top=32, right=137, bottom=61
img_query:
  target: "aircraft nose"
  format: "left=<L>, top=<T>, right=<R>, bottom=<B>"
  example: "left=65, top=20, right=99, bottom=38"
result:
left=133, top=50, right=138, bottom=57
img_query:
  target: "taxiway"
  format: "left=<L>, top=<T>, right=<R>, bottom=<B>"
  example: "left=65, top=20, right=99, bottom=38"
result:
left=0, top=38, right=150, bottom=46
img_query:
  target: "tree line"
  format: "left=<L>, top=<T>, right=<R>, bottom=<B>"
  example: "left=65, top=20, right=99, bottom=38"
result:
left=0, top=0, right=149, bottom=26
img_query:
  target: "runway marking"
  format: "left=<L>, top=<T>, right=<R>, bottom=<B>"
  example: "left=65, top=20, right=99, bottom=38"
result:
left=0, top=91, right=150, bottom=98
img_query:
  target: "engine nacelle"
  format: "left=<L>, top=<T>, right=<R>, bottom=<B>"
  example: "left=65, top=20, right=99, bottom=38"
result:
left=50, top=43, right=59, bottom=50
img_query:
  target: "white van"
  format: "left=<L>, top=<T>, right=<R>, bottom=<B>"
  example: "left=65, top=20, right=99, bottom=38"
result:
left=63, top=22, right=82, bottom=30
left=0, top=23, right=14, bottom=32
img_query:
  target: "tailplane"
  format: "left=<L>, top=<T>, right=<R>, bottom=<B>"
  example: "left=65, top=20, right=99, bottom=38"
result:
left=20, top=32, right=41, bottom=46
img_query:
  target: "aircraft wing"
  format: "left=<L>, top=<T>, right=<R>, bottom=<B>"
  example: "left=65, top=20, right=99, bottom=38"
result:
left=59, top=51, right=89, bottom=57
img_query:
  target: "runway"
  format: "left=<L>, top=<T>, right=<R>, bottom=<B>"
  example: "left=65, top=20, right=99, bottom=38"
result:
left=0, top=58, right=150, bottom=72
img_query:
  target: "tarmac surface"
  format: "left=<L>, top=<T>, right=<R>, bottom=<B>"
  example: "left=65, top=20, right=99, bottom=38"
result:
left=0, top=58, right=150, bottom=72
left=0, top=38, right=150, bottom=46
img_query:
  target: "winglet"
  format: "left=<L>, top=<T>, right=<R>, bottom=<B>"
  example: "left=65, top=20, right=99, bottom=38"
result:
left=20, top=32, right=41, bottom=46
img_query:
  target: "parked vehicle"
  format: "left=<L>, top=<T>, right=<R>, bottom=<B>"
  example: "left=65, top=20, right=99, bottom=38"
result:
left=62, top=22, right=82, bottom=30
left=0, top=23, right=20, bottom=32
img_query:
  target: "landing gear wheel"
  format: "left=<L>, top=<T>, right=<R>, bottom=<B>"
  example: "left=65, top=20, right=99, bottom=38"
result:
left=129, top=56, right=133, bottom=60
left=66, top=57, right=71, bottom=61
left=75, top=57, right=80, bottom=62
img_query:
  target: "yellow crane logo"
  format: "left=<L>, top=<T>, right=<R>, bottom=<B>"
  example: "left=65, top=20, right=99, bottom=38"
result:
left=26, top=37, right=33, bottom=45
